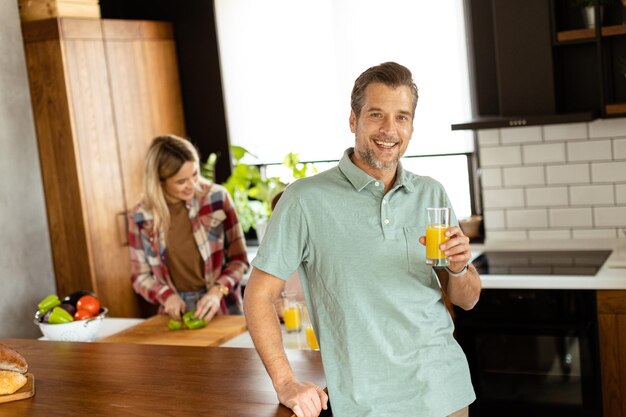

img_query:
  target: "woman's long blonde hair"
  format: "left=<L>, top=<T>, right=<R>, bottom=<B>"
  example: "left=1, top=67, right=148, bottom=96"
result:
left=142, top=134, right=202, bottom=237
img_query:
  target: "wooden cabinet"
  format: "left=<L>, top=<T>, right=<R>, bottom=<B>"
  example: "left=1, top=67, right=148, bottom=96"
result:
left=455, top=0, right=626, bottom=130
left=22, top=18, right=185, bottom=317
left=597, top=290, right=626, bottom=417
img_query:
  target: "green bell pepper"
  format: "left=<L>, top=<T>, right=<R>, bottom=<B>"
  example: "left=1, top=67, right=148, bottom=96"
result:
left=168, top=320, right=183, bottom=331
left=38, top=294, right=61, bottom=315
left=48, top=306, right=74, bottom=324
left=182, top=310, right=208, bottom=330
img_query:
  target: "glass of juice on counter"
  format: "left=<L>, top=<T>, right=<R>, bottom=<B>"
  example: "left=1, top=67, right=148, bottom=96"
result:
left=425, top=207, right=450, bottom=267
left=282, top=291, right=302, bottom=333
left=302, top=305, right=320, bottom=350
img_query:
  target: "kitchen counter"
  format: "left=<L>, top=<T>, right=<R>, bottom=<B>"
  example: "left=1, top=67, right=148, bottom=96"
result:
left=471, top=239, right=626, bottom=290
left=0, top=338, right=325, bottom=416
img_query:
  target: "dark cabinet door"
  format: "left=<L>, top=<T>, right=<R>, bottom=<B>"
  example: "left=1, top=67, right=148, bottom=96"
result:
left=492, top=0, right=556, bottom=116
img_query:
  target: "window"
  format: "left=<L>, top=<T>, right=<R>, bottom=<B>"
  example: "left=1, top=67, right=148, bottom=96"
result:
left=215, top=0, right=475, bottom=217
left=265, top=153, right=472, bottom=218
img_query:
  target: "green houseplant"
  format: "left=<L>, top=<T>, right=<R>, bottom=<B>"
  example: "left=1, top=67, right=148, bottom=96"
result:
left=202, top=145, right=316, bottom=235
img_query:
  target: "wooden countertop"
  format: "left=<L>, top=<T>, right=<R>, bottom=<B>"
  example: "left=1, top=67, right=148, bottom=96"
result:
left=0, top=338, right=325, bottom=417
left=99, top=314, right=247, bottom=347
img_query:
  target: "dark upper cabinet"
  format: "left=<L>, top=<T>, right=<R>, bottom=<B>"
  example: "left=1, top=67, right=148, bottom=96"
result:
left=454, top=0, right=626, bottom=130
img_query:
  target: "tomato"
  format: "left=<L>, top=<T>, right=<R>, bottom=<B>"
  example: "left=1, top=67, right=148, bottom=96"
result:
left=76, top=295, right=100, bottom=316
left=74, top=309, right=94, bottom=321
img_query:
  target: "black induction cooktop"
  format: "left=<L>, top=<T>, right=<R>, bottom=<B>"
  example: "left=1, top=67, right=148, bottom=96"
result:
left=472, top=250, right=612, bottom=276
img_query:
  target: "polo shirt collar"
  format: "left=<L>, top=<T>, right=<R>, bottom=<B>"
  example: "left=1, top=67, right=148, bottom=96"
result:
left=338, top=148, right=415, bottom=193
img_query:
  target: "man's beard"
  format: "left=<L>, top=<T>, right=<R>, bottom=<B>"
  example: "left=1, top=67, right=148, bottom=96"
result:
left=357, top=143, right=400, bottom=171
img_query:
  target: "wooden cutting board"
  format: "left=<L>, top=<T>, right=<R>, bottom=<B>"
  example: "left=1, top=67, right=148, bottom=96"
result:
left=0, top=373, right=35, bottom=404
left=98, top=314, right=247, bottom=347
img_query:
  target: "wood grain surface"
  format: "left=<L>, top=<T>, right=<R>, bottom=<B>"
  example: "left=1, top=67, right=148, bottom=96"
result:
left=98, top=315, right=248, bottom=347
left=597, top=290, right=626, bottom=417
left=0, top=339, right=325, bottom=417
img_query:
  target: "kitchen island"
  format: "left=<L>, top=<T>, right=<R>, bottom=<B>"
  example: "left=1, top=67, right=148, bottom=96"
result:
left=0, top=338, right=325, bottom=416
left=458, top=238, right=626, bottom=417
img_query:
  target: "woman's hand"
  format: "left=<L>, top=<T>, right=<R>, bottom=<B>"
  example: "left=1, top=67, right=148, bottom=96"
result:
left=195, top=286, right=223, bottom=321
left=163, top=294, right=186, bottom=320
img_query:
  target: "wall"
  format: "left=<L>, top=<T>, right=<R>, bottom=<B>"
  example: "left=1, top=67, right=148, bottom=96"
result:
left=0, top=1, right=56, bottom=337
left=478, top=118, right=626, bottom=241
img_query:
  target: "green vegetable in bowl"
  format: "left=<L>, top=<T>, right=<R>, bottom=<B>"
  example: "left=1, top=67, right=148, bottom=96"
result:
left=37, top=295, right=61, bottom=315
left=48, top=306, right=74, bottom=324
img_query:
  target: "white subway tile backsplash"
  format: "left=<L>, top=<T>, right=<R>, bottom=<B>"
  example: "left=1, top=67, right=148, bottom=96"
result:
left=477, top=120, right=626, bottom=241
left=528, top=229, right=572, bottom=240
left=549, top=207, right=593, bottom=227
left=482, top=188, right=525, bottom=209
left=589, top=118, right=626, bottom=138
left=503, top=166, right=544, bottom=186
left=485, top=230, right=528, bottom=240
left=507, top=209, right=548, bottom=228
left=614, top=138, right=626, bottom=159
left=594, top=206, right=626, bottom=227
left=500, top=126, right=543, bottom=144
left=546, top=163, right=590, bottom=184
left=591, top=161, right=626, bottom=182
left=523, top=143, right=566, bottom=164
left=477, top=129, right=500, bottom=146
left=617, top=184, right=626, bottom=204
left=569, top=184, right=615, bottom=205
left=483, top=210, right=505, bottom=229
left=480, top=146, right=522, bottom=167
left=567, top=139, right=612, bottom=162
left=543, top=123, right=587, bottom=141
left=480, top=168, right=502, bottom=188
left=526, top=187, right=569, bottom=207
left=572, top=228, right=618, bottom=239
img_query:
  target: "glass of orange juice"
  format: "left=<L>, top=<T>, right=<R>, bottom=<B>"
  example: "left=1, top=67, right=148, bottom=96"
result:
left=301, top=305, right=320, bottom=350
left=281, top=291, right=302, bottom=333
left=425, top=207, right=450, bottom=267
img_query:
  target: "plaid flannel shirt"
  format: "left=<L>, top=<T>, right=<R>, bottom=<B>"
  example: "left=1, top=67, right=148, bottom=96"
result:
left=128, top=182, right=249, bottom=315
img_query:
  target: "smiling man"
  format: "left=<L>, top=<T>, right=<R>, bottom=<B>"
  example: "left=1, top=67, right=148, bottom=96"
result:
left=244, top=62, right=481, bottom=417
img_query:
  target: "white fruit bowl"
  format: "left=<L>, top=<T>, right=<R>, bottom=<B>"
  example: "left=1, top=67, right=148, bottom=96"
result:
left=34, top=308, right=108, bottom=342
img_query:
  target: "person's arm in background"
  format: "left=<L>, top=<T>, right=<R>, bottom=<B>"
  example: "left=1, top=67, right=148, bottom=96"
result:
left=195, top=188, right=249, bottom=320
left=215, top=188, right=249, bottom=291
left=244, top=267, right=328, bottom=417
left=127, top=212, right=185, bottom=319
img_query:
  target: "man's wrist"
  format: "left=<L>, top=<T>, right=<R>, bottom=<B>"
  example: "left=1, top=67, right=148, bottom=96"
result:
left=445, top=264, right=469, bottom=277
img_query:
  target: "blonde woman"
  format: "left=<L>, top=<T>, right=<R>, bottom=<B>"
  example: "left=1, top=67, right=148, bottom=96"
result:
left=128, top=135, right=249, bottom=321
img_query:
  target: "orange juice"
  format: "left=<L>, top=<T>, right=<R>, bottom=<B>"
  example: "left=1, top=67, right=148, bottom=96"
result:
left=305, top=325, right=320, bottom=350
left=426, top=224, right=449, bottom=260
left=283, top=306, right=301, bottom=332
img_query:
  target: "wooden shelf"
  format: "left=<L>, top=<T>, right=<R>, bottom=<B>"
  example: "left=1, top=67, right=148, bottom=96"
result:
left=605, top=102, right=626, bottom=115
left=557, top=28, right=594, bottom=42
left=556, top=25, right=626, bottom=42
left=602, top=24, right=626, bottom=37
